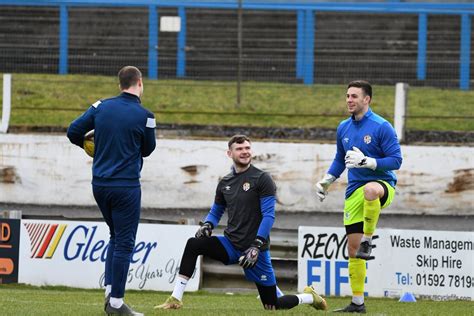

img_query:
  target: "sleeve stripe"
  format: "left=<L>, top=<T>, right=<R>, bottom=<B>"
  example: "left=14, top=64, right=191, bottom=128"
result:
left=146, top=117, right=156, bottom=128
left=92, top=100, right=101, bottom=108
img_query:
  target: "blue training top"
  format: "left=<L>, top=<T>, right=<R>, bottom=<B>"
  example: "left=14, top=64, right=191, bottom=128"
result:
left=327, top=108, right=402, bottom=199
left=67, top=92, right=156, bottom=187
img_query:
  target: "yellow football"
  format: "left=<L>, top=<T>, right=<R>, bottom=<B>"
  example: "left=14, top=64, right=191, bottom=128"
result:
left=83, top=138, right=94, bottom=158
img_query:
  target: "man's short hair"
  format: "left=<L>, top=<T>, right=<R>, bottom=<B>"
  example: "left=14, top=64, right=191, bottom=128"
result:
left=228, top=134, right=251, bottom=149
left=347, top=80, right=372, bottom=99
left=118, top=66, right=142, bottom=90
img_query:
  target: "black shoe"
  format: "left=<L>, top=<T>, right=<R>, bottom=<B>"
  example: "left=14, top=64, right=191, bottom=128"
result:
left=355, top=241, right=374, bottom=260
left=105, top=302, right=143, bottom=316
left=333, top=302, right=366, bottom=313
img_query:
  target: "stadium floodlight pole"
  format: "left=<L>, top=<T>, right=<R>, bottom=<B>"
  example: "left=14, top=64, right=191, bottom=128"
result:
left=1, top=74, right=12, bottom=133
left=236, top=0, right=243, bottom=107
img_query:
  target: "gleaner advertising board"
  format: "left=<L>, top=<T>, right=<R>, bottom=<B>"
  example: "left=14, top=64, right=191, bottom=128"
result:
left=298, top=226, right=473, bottom=301
left=19, top=220, right=201, bottom=291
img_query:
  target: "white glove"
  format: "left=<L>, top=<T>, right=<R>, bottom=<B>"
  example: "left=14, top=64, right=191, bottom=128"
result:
left=315, top=174, right=336, bottom=202
left=345, top=146, right=377, bottom=170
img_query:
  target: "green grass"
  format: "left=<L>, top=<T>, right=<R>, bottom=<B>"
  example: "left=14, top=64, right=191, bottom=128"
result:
left=1, top=73, right=473, bottom=131
left=0, top=283, right=472, bottom=315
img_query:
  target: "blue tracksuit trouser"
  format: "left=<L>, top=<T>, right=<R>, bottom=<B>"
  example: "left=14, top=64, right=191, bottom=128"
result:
left=93, top=185, right=141, bottom=298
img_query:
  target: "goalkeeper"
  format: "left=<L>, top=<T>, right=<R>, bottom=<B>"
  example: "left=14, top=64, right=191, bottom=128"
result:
left=156, top=135, right=327, bottom=311
left=315, top=80, right=402, bottom=313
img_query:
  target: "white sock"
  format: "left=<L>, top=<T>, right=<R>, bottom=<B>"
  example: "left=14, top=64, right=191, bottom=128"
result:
left=276, top=286, right=284, bottom=298
left=105, top=285, right=112, bottom=298
left=361, top=235, right=372, bottom=243
left=295, top=293, right=313, bottom=305
left=352, top=295, right=364, bottom=305
left=171, top=276, right=188, bottom=301
left=109, top=297, right=124, bottom=308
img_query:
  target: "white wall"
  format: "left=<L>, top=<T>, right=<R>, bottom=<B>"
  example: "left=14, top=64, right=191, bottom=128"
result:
left=0, top=134, right=472, bottom=215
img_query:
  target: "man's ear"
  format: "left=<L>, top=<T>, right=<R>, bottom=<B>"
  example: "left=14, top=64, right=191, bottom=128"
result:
left=226, top=149, right=232, bottom=158
left=365, top=95, right=371, bottom=104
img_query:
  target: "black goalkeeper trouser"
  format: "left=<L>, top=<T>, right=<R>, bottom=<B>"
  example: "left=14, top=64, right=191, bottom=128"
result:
left=179, top=236, right=299, bottom=310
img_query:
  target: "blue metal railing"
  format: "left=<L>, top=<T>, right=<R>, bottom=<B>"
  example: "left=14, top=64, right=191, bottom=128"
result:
left=177, top=6, right=187, bottom=78
left=148, top=5, right=159, bottom=80
left=460, top=14, right=471, bottom=90
left=417, top=13, right=427, bottom=81
left=1, top=1, right=473, bottom=89
left=59, top=4, right=68, bottom=75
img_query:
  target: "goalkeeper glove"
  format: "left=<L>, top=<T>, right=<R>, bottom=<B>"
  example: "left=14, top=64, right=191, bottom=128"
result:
left=239, top=237, right=265, bottom=269
left=195, top=221, right=213, bottom=238
left=315, top=174, right=336, bottom=202
left=345, top=146, right=377, bottom=170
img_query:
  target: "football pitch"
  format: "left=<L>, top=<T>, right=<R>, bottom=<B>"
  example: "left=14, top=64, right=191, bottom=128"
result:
left=0, top=284, right=472, bottom=315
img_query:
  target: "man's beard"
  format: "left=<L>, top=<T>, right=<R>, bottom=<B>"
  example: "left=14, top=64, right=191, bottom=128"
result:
left=233, top=157, right=251, bottom=168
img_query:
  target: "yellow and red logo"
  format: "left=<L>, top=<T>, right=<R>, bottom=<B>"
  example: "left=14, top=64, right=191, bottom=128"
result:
left=24, top=223, right=67, bottom=259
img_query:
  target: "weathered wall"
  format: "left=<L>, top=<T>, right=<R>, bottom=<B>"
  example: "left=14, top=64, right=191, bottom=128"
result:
left=0, top=134, right=472, bottom=215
